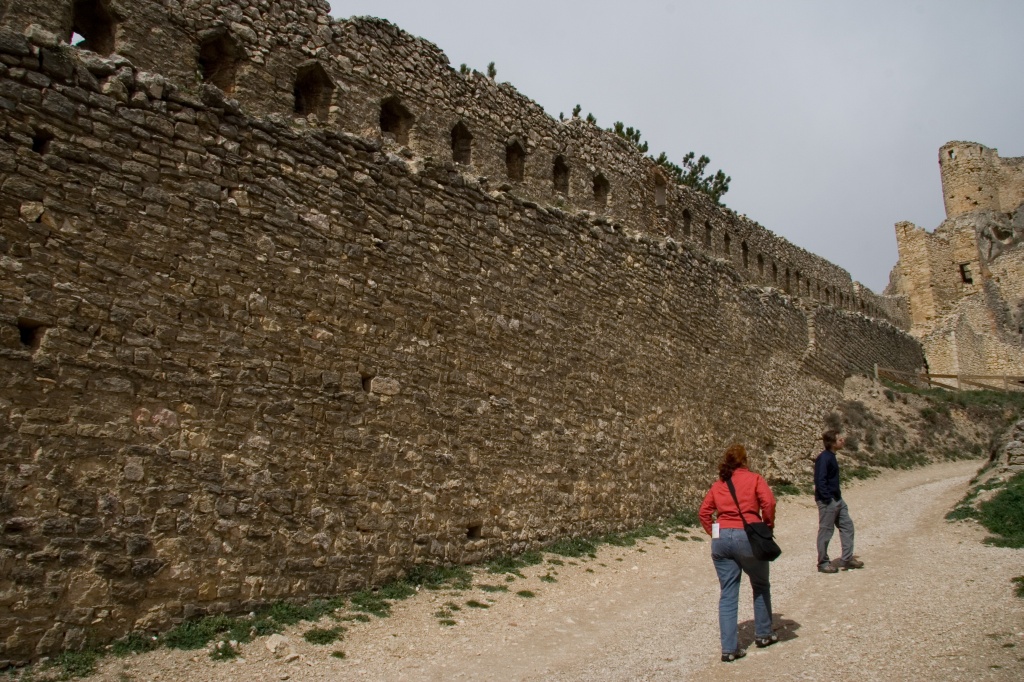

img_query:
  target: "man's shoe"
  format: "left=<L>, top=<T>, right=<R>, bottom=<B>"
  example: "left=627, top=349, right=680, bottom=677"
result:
left=840, top=558, right=864, bottom=570
left=818, top=563, right=838, bottom=573
left=755, top=633, right=779, bottom=648
left=721, top=649, right=747, bottom=663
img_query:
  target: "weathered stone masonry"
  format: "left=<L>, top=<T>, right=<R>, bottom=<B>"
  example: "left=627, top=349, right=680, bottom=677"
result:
left=1, top=0, right=923, bottom=661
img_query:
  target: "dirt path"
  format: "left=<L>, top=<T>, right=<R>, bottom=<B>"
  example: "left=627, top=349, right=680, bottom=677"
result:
left=90, top=460, right=1023, bottom=681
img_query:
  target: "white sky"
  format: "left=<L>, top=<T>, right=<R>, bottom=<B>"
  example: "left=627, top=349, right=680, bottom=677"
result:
left=328, top=1, right=1023, bottom=292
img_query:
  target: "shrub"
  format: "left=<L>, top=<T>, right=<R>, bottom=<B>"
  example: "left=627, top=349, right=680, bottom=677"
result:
left=978, top=472, right=1024, bottom=548
left=303, top=627, right=344, bottom=645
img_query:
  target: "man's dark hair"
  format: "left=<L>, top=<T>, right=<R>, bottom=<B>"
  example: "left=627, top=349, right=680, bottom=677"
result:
left=823, top=430, right=839, bottom=450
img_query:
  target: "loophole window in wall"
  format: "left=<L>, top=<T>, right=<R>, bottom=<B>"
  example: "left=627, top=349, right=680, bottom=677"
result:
left=593, top=173, right=609, bottom=207
left=959, top=263, right=973, bottom=284
left=380, top=97, right=414, bottom=146
left=451, top=121, right=472, bottom=165
left=199, top=31, right=242, bottom=95
left=71, top=0, right=118, bottom=56
left=505, top=141, right=525, bottom=181
left=553, top=155, right=570, bottom=195
left=293, top=63, right=334, bottom=121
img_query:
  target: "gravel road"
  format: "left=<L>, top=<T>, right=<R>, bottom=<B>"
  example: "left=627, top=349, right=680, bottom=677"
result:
left=84, top=459, right=1023, bottom=681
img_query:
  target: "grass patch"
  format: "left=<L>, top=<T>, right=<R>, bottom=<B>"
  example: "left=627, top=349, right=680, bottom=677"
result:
left=772, top=482, right=805, bottom=496
left=465, top=600, right=489, bottom=609
left=546, top=537, right=597, bottom=558
left=46, top=650, right=100, bottom=679
left=540, top=574, right=557, bottom=583
left=209, top=639, right=239, bottom=661
left=110, top=632, right=158, bottom=657
left=1012, top=576, right=1024, bottom=598
left=478, top=584, right=508, bottom=593
left=840, top=465, right=878, bottom=482
left=978, top=471, right=1024, bottom=548
left=516, top=590, right=535, bottom=598
left=438, top=619, right=457, bottom=626
left=303, top=627, right=344, bottom=645
left=486, top=551, right=543, bottom=576
left=331, top=650, right=346, bottom=659
left=405, top=565, right=472, bottom=591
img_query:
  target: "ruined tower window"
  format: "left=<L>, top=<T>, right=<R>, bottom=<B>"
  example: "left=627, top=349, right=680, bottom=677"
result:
left=505, top=141, right=525, bottom=181
left=959, top=263, right=973, bottom=284
left=71, top=0, right=118, bottom=56
left=198, top=31, right=242, bottom=95
left=757, top=253, right=765, bottom=277
left=682, top=210, right=692, bottom=239
left=380, top=97, right=414, bottom=146
left=451, top=121, right=473, bottom=165
left=785, top=268, right=791, bottom=293
left=466, top=524, right=482, bottom=540
left=772, top=262, right=778, bottom=284
left=293, top=62, right=334, bottom=121
left=704, top=222, right=712, bottom=249
left=17, top=318, right=46, bottom=350
left=553, top=155, right=570, bottom=195
left=32, top=129, right=53, bottom=154
left=742, top=242, right=749, bottom=269
left=593, top=173, right=609, bottom=207
left=723, top=232, right=731, bottom=257
left=948, top=149, right=956, bottom=160
left=654, top=174, right=667, bottom=207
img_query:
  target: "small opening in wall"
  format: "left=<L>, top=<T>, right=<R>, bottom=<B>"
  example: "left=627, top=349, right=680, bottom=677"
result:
left=772, top=262, right=778, bottom=283
left=294, top=62, right=334, bottom=121
left=959, top=263, right=973, bottom=284
left=17, top=318, right=46, bottom=350
left=682, top=210, right=692, bottom=238
left=71, top=0, right=118, bottom=56
left=723, top=232, right=731, bottom=257
left=361, top=374, right=374, bottom=393
left=703, top=222, right=712, bottom=249
left=199, top=31, right=242, bottom=95
left=380, top=97, right=414, bottom=146
left=505, top=141, right=525, bottom=181
left=757, top=253, right=764, bottom=276
left=553, top=155, right=569, bottom=195
left=451, top=121, right=472, bottom=165
left=948, top=149, right=956, bottom=160
left=654, top=174, right=667, bottom=207
left=741, top=241, right=749, bottom=269
left=593, top=173, right=609, bottom=207
left=466, top=524, right=482, bottom=540
left=32, top=129, right=53, bottom=155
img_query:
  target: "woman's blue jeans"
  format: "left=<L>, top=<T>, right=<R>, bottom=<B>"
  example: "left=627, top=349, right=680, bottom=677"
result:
left=711, top=528, right=773, bottom=653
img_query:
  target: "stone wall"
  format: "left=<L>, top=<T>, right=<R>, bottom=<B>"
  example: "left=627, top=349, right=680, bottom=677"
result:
left=891, top=191, right=1024, bottom=377
left=940, top=141, right=1024, bottom=219
left=0, top=1, right=925, bottom=662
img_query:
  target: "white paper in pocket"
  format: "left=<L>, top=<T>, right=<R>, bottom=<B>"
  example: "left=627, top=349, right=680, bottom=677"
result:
left=711, top=522, right=720, bottom=539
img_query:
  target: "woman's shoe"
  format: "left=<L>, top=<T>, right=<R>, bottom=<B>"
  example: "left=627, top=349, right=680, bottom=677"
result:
left=721, top=649, right=747, bottom=662
left=755, top=633, right=779, bottom=648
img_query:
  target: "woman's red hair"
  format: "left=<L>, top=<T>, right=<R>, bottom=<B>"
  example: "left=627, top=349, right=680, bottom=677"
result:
left=718, top=443, right=749, bottom=481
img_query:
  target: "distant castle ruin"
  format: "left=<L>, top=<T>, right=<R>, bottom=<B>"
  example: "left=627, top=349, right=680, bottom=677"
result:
left=889, top=142, right=1024, bottom=379
left=0, top=0, right=923, bottom=663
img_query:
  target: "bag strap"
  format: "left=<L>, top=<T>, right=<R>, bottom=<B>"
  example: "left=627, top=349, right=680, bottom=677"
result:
left=725, top=477, right=754, bottom=529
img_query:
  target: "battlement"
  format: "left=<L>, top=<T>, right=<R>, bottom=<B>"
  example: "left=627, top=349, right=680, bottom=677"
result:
left=939, top=141, right=1024, bottom=218
left=3, top=0, right=893, bottom=319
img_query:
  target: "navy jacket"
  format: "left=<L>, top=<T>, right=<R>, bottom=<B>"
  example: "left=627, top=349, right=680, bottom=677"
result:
left=814, top=449, right=842, bottom=504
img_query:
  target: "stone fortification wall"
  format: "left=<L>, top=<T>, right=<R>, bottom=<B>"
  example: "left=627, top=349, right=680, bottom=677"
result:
left=0, top=0, right=890, bottom=319
left=940, top=141, right=1024, bottom=219
left=892, top=203, right=1024, bottom=377
left=0, top=1, right=925, bottom=662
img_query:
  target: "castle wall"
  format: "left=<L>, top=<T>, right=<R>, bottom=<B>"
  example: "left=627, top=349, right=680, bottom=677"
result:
left=0, top=3, right=925, bottom=661
left=940, top=141, right=1024, bottom=218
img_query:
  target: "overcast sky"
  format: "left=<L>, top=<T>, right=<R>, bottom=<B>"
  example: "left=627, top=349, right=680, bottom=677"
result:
left=328, top=1, right=1022, bottom=293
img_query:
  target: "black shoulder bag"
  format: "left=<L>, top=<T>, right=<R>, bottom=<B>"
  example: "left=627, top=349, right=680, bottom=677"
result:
left=725, top=477, right=782, bottom=562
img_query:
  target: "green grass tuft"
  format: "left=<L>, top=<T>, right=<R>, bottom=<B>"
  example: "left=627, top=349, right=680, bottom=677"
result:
left=1012, top=576, right=1024, bottom=598
left=547, top=537, right=597, bottom=558
left=516, top=590, right=535, bottom=598
left=303, top=627, right=344, bottom=645
left=48, top=650, right=100, bottom=679
left=978, top=472, right=1024, bottom=548
left=331, top=650, right=346, bottom=659
left=110, top=631, right=158, bottom=657
left=465, top=600, right=489, bottom=609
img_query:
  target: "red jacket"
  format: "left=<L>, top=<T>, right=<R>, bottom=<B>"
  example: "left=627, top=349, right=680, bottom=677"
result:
left=698, top=467, right=776, bottom=535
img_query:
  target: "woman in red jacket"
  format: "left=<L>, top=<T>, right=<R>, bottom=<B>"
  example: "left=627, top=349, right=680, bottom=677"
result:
left=698, top=443, right=778, bottom=662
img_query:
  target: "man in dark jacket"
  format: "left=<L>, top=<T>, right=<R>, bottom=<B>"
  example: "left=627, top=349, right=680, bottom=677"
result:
left=814, top=430, right=864, bottom=573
